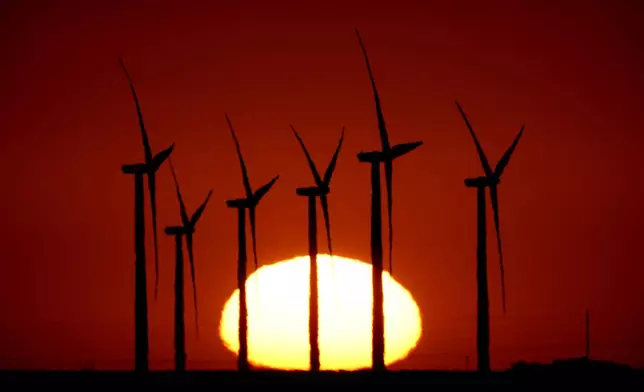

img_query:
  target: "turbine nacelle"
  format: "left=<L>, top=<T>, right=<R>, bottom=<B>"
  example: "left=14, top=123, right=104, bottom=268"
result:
left=165, top=226, right=190, bottom=236
left=226, top=198, right=249, bottom=209
left=296, top=186, right=329, bottom=197
left=122, top=163, right=148, bottom=175
left=464, top=176, right=500, bottom=188
left=357, top=150, right=385, bottom=164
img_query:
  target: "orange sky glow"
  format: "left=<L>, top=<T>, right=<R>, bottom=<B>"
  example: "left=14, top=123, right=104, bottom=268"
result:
left=1, top=0, right=644, bottom=370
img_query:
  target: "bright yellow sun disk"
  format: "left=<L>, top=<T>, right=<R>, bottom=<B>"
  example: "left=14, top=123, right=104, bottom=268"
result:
left=218, top=255, right=423, bottom=370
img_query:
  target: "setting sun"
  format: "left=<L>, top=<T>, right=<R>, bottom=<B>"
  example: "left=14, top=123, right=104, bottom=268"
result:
left=218, top=255, right=423, bottom=370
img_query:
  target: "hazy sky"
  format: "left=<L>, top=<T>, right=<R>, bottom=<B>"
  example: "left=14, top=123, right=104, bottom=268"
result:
left=1, top=0, right=644, bottom=370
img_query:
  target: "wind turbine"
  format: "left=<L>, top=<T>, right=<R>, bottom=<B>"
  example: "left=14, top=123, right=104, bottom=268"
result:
left=119, top=58, right=174, bottom=373
left=291, top=124, right=345, bottom=372
left=354, top=29, right=423, bottom=371
left=164, top=159, right=212, bottom=372
left=456, top=100, right=524, bottom=373
left=225, top=114, right=279, bottom=372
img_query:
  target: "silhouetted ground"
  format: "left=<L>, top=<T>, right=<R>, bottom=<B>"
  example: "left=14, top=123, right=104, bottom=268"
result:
left=1, top=359, right=642, bottom=389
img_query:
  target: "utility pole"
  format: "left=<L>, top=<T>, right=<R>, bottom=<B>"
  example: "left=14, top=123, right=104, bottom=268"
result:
left=585, top=309, right=590, bottom=359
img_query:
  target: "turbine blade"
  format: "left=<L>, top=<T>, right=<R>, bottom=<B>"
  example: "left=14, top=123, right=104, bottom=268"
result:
left=455, top=101, right=493, bottom=177
left=252, top=175, right=279, bottom=203
left=355, top=29, right=390, bottom=151
left=490, top=184, right=507, bottom=314
left=494, top=125, right=525, bottom=177
left=119, top=58, right=152, bottom=163
left=390, top=141, right=423, bottom=160
left=152, top=143, right=174, bottom=171
left=385, top=160, right=393, bottom=275
left=190, top=190, right=213, bottom=225
left=225, top=113, right=253, bottom=198
left=320, top=194, right=338, bottom=312
left=320, top=194, right=333, bottom=257
left=147, top=171, right=160, bottom=301
left=186, top=232, right=200, bottom=339
left=168, top=158, right=190, bottom=227
left=323, top=127, right=345, bottom=186
left=249, top=206, right=258, bottom=272
left=290, top=125, right=323, bottom=186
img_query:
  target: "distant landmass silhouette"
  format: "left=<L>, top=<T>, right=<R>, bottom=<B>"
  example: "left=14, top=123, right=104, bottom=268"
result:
left=511, top=357, right=638, bottom=374
left=1, top=359, right=642, bottom=388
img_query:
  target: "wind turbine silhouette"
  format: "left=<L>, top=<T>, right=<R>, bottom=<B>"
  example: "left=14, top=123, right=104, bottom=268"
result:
left=225, top=114, right=279, bottom=372
left=456, top=100, right=524, bottom=373
left=291, top=124, right=345, bottom=372
left=119, top=59, right=170, bottom=301
left=355, top=29, right=423, bottom=278
left=119, top=58, right=174, bottom=373
left=355, top=29, right=423, bottom=371
left=164, top=159, right=212, bottom=372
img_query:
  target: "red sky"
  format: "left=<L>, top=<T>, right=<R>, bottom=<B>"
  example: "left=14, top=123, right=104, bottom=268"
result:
left=1, top=0, right=644, bottom=370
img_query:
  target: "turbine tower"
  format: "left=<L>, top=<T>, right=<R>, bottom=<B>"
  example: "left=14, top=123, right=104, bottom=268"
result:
left=355, top=29, right=423, bottom=371
left=291, top=124, right=345, bottom=371
left=456, top=100, right=524, bottom=373
left=585, top=309, right=590, bottom=359
left=164, top=159, right=212, bottom=372
left=225, top=114, right=279, bottom=372
left=119, top=58, right=174, bottom=373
